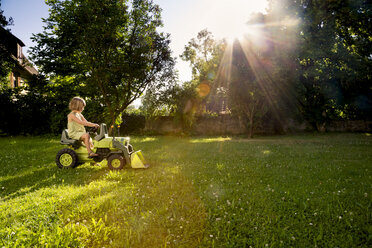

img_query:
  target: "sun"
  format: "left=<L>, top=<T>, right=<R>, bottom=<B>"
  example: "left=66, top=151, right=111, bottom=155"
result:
left=201, top=0, right=268, bottom=41
left=226, top=23, right=264, bottom=44
left=221, top=21, right=255, bottom=43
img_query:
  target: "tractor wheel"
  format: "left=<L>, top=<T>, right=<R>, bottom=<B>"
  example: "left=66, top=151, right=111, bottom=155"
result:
left=56, top=148, right=78, bottom=169
left=107, top=154, right=125, bottom=170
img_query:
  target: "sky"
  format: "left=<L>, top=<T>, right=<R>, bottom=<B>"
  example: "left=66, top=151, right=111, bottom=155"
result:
left=1, top=0, right=268, bottom=82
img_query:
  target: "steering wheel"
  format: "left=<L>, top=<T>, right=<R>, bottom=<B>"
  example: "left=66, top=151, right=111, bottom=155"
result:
left=89, top=126, right=99, bottom=133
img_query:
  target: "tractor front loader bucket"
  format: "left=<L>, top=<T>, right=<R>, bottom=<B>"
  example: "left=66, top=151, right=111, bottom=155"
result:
left=130, top=150, right=149, bottom=168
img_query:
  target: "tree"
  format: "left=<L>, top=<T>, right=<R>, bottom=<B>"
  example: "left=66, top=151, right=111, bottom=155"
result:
left=163, top=81, right=201, bottom=133
left=180, top=29, right=228, bottom=113
left=267, top=0, right=372, bottom=129
left=181, top=29, right=221, bottom=81
left=0, top=1, right=15, bottom=81
left=228, top=39, right=272, bottom=138
left=140, top=73, right=178, bottom=119
left=30, top=0, right=175, bottom=127
left=0, top=1, right=13, bottom=28
left=141, top=79, right=201, bottom=133
left=226, top=11, right=298, bottom=138
left=141, top=29, right=225, bottom=133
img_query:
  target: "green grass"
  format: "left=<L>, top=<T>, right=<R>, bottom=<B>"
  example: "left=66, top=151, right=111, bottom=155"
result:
left=0, top=133, right=371, bottom=247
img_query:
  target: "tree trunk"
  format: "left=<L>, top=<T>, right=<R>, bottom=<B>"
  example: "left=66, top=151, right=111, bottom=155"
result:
left=248, top=117, right=253, bottom=138
left=248, top=106, right=255, bottom=138
left=108, top=113, right=116, bottom=136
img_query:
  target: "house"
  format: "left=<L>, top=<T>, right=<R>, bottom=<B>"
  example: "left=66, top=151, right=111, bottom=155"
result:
left=0, top=26, right=38, bottom=88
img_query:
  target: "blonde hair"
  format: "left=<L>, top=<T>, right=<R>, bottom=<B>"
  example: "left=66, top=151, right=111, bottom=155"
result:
left=69, top=97, right=86, bottom=111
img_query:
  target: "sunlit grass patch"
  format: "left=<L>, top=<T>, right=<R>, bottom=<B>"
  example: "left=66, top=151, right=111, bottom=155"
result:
left=189, top=137, right=231, bottom=143
left=0, top=137, right=206, bottom=247
left=135, top=137, right=159, bottom=143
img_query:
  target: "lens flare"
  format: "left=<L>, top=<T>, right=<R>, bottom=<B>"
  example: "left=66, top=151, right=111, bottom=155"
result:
left=198, top=82, right=211, bottom=97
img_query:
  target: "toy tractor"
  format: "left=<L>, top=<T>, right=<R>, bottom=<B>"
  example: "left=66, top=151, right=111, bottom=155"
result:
left=55, top=123, right=149, bottom=170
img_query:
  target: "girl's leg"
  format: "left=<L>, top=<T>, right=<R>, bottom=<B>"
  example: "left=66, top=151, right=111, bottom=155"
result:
left=81, top=133, right=95, bottom=154
left=89, top=137, right=94, bottom=150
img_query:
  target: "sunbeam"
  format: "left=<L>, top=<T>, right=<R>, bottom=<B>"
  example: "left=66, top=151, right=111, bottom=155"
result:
left=208, top=40, right=233, bottom=112
left=209, top=15, right=301, bottom=124
left=237, top=37, right=282, bottom=120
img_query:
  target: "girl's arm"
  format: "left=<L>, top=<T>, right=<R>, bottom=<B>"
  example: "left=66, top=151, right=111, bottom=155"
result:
left=80, top=114, right=100, bottom=128
left=68, top=113, right=99, bottom=127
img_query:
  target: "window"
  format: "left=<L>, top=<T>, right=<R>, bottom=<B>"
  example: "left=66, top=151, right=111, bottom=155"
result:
left=17, top=44, right=23, bottom=60
left=14, top=77, right=18, bottom=88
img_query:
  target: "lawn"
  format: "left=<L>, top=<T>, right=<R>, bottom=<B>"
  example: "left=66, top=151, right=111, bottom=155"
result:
left=0, top=133, right=371, bottom=247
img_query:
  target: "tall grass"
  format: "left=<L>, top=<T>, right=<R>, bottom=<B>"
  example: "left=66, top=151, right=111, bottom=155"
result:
left=0, top=133, right=371, bottom=247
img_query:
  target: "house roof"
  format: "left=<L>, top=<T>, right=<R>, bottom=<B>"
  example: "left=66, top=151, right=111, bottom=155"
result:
left=1, top=26, right=38, bottom=79
left=0, top=26, right=25, bottom=47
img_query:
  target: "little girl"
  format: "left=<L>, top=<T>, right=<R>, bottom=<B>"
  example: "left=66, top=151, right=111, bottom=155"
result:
left=68, top=96, right=100, bottom=157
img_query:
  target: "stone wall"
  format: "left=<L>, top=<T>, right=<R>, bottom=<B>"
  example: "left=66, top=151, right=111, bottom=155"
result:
left=144, top=116, right=182, bottom=134
left=143, top=116, right=372, bottom=135
left=327, top=120, right=372, bottom=132
left=192, top=116, right=245, bottom=135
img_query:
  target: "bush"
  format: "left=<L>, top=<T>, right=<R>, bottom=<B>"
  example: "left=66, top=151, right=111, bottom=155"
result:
left=0, top=88, right=20, bottom=135
left=0, top=88, right=61, bottom=135
left=120, top=112, right=146, bottom=135
left=18, top=92, right=54, bottom=135
left=0, top=88, right=59, bottom=135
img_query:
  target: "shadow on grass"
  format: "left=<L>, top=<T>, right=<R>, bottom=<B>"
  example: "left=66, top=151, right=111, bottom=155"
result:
left=0, top=136, right=109, bottom=200
left=0, top=135, right=164, bottom=201
left=0, top=162, right=110, bottom=200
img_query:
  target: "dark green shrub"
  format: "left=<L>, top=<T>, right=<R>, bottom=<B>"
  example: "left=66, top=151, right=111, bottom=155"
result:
left=0, top=86, right=69, bottom=135
left=16, top=92, right=52, bottom=135
left=0, top=88, right=20, bottom=135
left=120, top=112, right=146, bottom=135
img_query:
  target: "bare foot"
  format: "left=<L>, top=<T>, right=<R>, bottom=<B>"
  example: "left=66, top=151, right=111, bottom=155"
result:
left=88, top=152, right=98, bottom=158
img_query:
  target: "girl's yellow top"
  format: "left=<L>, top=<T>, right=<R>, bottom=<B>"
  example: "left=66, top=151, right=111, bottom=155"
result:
left=68, top=112, right=86, bottom=140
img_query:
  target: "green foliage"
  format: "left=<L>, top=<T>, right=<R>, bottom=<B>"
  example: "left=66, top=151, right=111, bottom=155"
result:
left=151, top=29, right=230, bottom=133
left=170, top=1, right=371, bottom=135
left=170, top=82, right=201, bottom=133
left=0, top=87, right=54, bottom=135
left=0, top=134, right=370, bottom=247
left=141, top=30, right=224, bottom=132
left=141, top=79, right=203, bottom=133
left=228, top=38, right=272, bottom=138
left=180, top=29, right=228, bottom=113
left=120, top=111, right=146, bottom=135
left=267, top=0, right=372, bottom=128
left=200, top=110, right=219, bottom=119
left=0, top=2, right=14, bottom=29
left=0, top=3, right=15, bottom=80
left=30, top=0, right=175, bottom=127
left=181, top=29, right=222, bottom=82
left=140, top=89, right=172, bottom=118
left=0, top=48, right=13, bottom=82
left=0, top=88, right=20, bottom=135
left=0, top=74, right=106, bottom=135
left=139, top=73, right=178, bottom=119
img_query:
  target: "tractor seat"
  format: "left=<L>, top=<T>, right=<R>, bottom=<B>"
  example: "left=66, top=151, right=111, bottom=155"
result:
left=94, top=123, right=108, bottom=141
left=60, top=129, right=80, bottom=147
